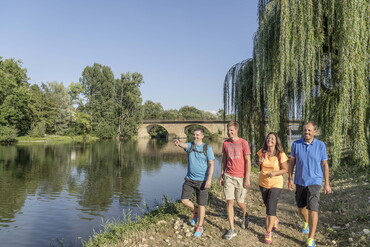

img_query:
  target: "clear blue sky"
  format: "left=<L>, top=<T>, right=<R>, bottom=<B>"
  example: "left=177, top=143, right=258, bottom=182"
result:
left=0, top=0, right=258, bottom=112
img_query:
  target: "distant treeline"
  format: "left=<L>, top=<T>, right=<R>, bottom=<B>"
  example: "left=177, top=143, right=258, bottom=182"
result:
left=0, top=57, right=231, bottom=142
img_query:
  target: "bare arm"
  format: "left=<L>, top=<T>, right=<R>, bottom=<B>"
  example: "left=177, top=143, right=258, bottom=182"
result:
left=288, top=157, right=295, bottom=191
left=174, top=139, right=188, bottom=150
left=204, top=159, right=214, bottom=189
left=243, top=154, right=251, bottom=187
left=219, top=154, right=227, bottom=186
left=268, top=160, right=288, bottom=177
left=322, top=160, right=332, bottom=194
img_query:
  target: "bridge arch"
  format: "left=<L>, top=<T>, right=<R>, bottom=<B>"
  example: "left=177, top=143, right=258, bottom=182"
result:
left=138, top=120, right=228, bottom=139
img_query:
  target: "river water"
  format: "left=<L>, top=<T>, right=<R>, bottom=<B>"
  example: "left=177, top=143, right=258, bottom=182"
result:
left=0, top=139, right=223, bottom=247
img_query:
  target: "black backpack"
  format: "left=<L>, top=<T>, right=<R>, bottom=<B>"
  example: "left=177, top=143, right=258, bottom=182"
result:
left=186, top=142, right=208, bottom=160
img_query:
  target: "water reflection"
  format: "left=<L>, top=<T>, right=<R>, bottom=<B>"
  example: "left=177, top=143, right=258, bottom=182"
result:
left=0, top=139, right=222, bottom=246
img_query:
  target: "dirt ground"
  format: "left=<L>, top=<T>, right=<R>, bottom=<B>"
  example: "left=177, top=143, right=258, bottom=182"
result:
left=103, top=171, right=369, bottom=247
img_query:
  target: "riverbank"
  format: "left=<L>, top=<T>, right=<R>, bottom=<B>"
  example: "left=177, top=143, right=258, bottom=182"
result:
left=16, top=134, right=99, bottom=143
left=83, top=166, right=369, bottom=247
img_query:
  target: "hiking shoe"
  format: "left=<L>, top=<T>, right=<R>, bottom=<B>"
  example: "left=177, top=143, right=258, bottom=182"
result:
left=264, top=231, right=272, bottom=244
left=241, top=215, right=249, bottom=229
left=223, top=229, right=237, bottom=240
left=306, top=238, right=316, bottom=247
left=190, top=212, right=198, bottom=226
left=193, top=226, right=203, bottom=237
left=301, top=223, right=309, bottom=234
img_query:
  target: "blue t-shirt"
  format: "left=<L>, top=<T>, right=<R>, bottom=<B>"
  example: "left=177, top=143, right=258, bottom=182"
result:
left=185, top=142, right=215, bottom=181
left=291, top=138, right=328, bottom=186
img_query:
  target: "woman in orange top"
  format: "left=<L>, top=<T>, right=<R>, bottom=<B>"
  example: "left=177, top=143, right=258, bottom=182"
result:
left=257, top=132, right=288, bottom=244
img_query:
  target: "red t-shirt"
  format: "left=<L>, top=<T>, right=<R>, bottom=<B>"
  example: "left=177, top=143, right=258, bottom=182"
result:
left=222, top=138, right=251, bottom=178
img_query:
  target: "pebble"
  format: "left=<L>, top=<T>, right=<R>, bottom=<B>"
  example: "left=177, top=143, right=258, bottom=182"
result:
left=348, top=238, right=353, bottom=242
left=157, top=220, right=167, bottom=225
left=363, top=229, right=369, bottom=235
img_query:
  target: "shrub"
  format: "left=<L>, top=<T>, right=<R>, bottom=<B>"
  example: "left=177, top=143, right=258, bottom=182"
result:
left=0, top=126, right=18, bottom=143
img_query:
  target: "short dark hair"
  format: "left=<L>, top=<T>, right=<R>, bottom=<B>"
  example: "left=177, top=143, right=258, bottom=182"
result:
left=193, top=128, right=204, bottom=134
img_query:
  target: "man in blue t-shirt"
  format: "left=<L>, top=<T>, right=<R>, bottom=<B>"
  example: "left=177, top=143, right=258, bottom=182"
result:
left=174, top=128, right=215, bottom=238
left=288, top=121, right=332, bottom=247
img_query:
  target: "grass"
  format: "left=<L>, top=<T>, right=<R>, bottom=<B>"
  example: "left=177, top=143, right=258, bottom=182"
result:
left=16, top=134, right=99, bottom=143
left=82, top=196, right=189, bottom=247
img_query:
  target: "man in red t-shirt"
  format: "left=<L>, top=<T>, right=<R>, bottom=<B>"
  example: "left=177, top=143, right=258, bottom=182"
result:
left=219, top=121, right=251, bottom=240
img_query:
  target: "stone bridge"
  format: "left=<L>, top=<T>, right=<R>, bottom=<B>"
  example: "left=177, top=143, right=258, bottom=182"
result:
left=138, top=120, right=228, bottom=139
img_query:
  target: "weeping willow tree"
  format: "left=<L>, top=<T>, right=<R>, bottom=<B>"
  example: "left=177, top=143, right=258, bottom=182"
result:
left=224, top=0, right=369, bottom=167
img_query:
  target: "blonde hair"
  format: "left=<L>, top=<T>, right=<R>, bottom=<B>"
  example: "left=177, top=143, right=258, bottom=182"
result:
left=227, top=121, right=239, bottom=129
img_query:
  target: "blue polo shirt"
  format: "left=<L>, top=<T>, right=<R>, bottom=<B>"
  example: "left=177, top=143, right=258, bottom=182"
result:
left=291, top=138, right=328, bottom=186
left=185, top=142, right=215, bottom=181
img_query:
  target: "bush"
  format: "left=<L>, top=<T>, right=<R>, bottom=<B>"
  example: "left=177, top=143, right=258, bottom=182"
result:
left=29, top=122, right=46, bottom=137
left=95, top=122, right=116, bottom=139
left=0, top=125, right=18, bottom=143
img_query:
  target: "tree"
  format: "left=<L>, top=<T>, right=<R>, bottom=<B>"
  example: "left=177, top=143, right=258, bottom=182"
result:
left=0, top=58, right=32, bottom=135
left=116, top=72, right=144, bottom=139
left=178, top=106, right=203, bottom=120
left=142, top=100, right=163, bottom=120
left=224, top=0, right=369, bottom=167
left=80, top=63, right=116, bottom=138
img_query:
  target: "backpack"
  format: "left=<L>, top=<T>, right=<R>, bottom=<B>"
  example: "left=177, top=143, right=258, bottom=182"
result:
left=186, top=142, right=208, bottom=160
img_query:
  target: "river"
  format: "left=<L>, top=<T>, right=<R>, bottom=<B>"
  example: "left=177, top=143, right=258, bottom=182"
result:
left=0, top=139, right=223, bottom=247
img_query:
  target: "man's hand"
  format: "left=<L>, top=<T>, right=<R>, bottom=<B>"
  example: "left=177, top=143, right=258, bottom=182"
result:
left=204, top=180, right=212, bottom=189
left=174, top=139, right=180, bottom=146
left=243, top=178, right=250, bottom=188
left=324, top=184, right=332, bottom=194
left=288, top=180, right=294, bottom=191
left=219, top=176, right=224, bottom=186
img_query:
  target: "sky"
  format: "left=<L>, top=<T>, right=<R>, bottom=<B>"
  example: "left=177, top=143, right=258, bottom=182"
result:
left=0, top=0, right=258, bottom=112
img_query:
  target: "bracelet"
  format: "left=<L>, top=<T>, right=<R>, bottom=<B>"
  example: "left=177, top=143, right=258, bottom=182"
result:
left=288, top=177, right=293, bottom=181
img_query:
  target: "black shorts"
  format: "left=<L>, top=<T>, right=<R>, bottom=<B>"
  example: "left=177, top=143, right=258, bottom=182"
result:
left=181, top=178, right=209, bottom=206
left=295, top=184, right=321, bottom=212
left=259, top=186, right=282, bottom=216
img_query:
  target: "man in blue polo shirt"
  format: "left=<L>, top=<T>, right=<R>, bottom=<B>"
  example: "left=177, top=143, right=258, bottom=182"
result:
left=288, top=121, right=332, bottom=247
left=174, top=128, right=215, bottom=238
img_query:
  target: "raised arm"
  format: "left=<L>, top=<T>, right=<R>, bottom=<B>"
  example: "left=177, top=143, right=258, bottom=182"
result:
left=174, top=139, right=188, bottom=150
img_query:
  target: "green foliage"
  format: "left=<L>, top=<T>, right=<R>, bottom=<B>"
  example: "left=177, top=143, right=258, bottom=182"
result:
left=142, top=100, right=163, bottom=120
left=0, top=58, right=33, bottom=135
left=0, top=125, right=17, bottom=143
left=148, top=125, right=168, bottom=138
left=29, top=121, right=46, bottom=137
left=80, top=63, right=117, bottom=137
left=224, top=0, right=369, bottom=167
left=116, top=72, right=144, bottom=139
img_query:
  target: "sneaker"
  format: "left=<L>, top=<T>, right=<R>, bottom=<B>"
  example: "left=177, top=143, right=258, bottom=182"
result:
left=193, top=226, right=203, bottom=237
left=306, top=238, right=316, bottom=247
left=241, top=215, right=249, bottom=229
left=264, top=231, right=272, bottom=244
left=190, top=212, right=198, bottom=226
left=223, top=229, right=237, bottom=240
left=301, top=222, right=309, bottom=234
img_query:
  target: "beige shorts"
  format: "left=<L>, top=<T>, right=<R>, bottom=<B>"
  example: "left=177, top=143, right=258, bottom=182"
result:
left=223, top=174, right=247, bottom=202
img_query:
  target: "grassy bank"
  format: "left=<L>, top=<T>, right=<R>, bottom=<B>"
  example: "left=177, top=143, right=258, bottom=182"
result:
left=83, top=166, right=370, bottom=247
left=16, top=134, right=99, bottom=143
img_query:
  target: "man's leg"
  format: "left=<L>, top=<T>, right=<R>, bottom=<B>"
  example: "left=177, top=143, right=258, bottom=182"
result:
left=236, top=201, right=247, bottom=217
left=227, top=199, right=235, bottom=229
left=181, top=199, right=195, bottom=212
left=197, top=205, right=205, bottom=227
left=298, top=207, right=309, bottom=222
left=308, top=210, right=318, bottom=239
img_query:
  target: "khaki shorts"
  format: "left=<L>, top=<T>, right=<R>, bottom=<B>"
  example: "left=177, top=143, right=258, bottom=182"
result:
left=223, top=174, right=247, bottom=202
